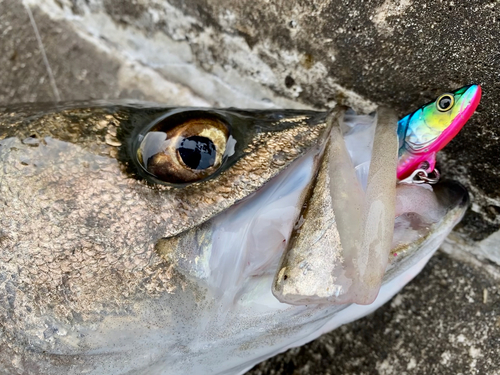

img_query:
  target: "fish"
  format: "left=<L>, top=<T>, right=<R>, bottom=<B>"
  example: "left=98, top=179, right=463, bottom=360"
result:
left=0, top=87, right=479, bottom=375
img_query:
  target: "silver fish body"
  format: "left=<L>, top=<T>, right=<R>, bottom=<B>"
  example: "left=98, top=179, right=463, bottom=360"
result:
left=0, top=103, right=467, bottom=374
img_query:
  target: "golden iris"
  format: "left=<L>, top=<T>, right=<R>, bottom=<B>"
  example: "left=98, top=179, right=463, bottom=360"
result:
left=436, top=94, right=455, bottom=112
left=137, top=115, right=230, bottom=183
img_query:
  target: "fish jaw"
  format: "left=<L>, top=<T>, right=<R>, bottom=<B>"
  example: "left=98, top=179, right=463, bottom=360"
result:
left=271, top=109, right=468, bottom=306
left=397, top=85, right=482, bottom=180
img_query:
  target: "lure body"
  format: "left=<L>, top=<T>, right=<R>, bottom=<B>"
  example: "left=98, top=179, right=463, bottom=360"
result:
left=397, top=85, right=481, bottom=179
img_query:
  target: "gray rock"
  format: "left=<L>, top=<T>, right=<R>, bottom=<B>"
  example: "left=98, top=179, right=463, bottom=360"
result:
left=1, top=0, right=499, bottom=373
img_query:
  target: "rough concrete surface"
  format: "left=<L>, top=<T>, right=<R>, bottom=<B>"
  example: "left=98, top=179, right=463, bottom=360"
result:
left=0, top=0, right=499, bottom=374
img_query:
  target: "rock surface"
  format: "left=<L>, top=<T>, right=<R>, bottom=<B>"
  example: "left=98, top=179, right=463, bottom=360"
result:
left=1, top=0, right=499, bottom=373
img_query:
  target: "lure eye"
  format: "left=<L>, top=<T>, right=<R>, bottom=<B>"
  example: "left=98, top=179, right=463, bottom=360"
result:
left=436, top=94, right=455, bottom=112
left=136, top=115, right=230, bottom=183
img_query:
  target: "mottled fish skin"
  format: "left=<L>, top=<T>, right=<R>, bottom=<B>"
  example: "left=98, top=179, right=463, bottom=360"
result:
left=0, top=102, right=468, bottom=375
left=0, top=103, right=332, bottom=373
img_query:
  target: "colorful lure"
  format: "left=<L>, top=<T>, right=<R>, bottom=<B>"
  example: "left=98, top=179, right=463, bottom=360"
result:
left=397, top=85, right=482, bottom=180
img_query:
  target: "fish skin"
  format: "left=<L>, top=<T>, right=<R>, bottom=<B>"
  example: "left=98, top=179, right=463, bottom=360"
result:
left=0, top=103, right=329, bottom=238
left=0, top=103, right=332, bottom=373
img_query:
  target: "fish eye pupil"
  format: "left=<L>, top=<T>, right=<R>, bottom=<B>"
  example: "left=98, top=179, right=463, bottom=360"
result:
left=437, top=94, right=454, bottom=111
left=178, top=136, right=216, bottom=170
left=439, top=97, right=451, bottom=108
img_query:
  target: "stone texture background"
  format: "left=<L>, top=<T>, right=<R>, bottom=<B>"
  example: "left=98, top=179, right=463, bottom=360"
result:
left=1, top=0, right=499, bottom=374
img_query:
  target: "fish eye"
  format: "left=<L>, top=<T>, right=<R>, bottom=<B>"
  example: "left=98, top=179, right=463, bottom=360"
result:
left=136, top=114, right=230, bottom=183
left=436, top=94, right=455, bottom=112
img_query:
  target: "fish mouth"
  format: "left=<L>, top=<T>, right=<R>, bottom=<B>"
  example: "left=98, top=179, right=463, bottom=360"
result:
left=385, top=180, right=469, bottom=280
left=270, top=109, right=469, bottom=306
left=162, top=109, right=469, bottom=308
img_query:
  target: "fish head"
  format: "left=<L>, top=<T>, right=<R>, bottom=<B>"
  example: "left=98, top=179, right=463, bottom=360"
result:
left=0, top=103, right=469, bottom=374
left=397, top=84, right=481, bottom=179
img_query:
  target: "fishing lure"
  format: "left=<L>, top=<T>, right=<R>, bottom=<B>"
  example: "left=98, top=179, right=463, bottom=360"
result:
left=397, top=84, right=481, bottom=181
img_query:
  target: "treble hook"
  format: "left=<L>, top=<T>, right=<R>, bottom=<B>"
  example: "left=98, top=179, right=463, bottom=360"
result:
left=398, top=168, right=440, bottom=185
